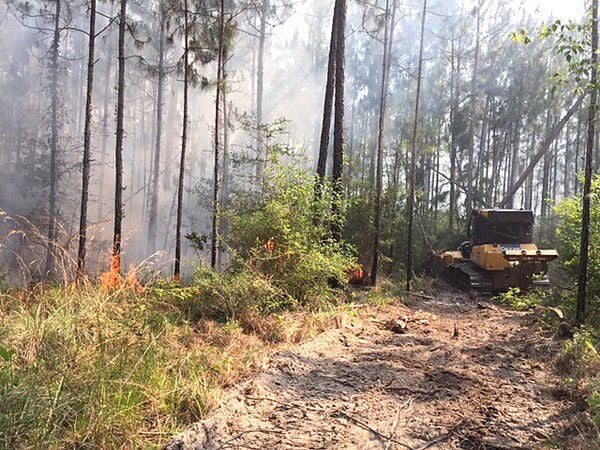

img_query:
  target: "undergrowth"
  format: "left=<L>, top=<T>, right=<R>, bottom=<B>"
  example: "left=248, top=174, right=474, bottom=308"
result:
left=0, top=282, right=356, bottom=449
left=0, top=162, right=364, bottom=449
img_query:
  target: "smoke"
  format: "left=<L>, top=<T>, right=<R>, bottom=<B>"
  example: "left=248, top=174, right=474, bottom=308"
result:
left=0, top=0, right=585, bottom=282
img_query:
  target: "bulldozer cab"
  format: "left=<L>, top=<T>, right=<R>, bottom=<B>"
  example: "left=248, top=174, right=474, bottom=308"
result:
left=470, top=209, right=534, bottom=246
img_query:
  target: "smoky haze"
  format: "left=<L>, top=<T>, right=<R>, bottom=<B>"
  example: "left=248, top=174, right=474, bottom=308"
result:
left=0, top=0, right=586, bottom=283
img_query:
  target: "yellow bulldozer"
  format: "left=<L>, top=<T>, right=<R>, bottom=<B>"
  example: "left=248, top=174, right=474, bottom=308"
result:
left=427, top=209, right=559, bottom=293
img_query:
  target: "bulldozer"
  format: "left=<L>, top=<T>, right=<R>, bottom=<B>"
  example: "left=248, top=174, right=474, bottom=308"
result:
left=427, top=209, right=559, bottom=294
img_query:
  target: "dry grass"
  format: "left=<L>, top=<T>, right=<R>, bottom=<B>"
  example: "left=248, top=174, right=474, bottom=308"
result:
left=0, top=278, right=356, bottom=449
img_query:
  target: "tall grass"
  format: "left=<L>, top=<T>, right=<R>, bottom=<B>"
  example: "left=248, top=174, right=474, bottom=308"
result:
left=0, top=282, right=277, bottom=448
left=0, top=275, right=351, bottom=449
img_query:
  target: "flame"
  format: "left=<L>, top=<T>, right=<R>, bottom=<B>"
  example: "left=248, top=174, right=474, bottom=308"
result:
left=347, top=267, right=368, bottom=285
left=100, top=254, right=145, bottom=294
left=100, top=254, right=121, bottom=292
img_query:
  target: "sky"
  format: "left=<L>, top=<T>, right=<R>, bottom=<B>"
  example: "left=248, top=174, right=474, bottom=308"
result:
left=524, top=0, right=585, bottom=20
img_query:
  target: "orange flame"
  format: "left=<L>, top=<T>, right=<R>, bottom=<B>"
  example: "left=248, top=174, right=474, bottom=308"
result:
left=100, top=254, right=121, bottom=292
left=347, top=267, right=369, bottom=285
left=100, top=254, right=145, bottom=294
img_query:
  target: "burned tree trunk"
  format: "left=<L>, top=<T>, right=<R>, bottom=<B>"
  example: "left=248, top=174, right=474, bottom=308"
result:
left=148, top=7, right=166, bottom=254
left=77, top=0, right=97, bottom=280
left=112, top=0, right=127, bottom=273
left=465, top=3, right=481, bottom=215
left=315, top=3, right=338, bottom=188
left=256, top=0, right=268, bottom=182
left=211, top=0, right=226, bottom=269
left=371, top=0, right=394, bottom=286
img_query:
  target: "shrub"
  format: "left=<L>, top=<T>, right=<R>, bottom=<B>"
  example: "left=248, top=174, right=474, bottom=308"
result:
left=496, top=287, right=544, bottom=311
left=554, top=174, right=600, bottom=324
left=556, top=329, right=600, bottom=379
left=222, top=162, right=358, bottom=313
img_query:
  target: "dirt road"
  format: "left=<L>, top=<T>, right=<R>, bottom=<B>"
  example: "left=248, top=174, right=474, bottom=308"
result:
left=167, top=289, right=584, bottom=449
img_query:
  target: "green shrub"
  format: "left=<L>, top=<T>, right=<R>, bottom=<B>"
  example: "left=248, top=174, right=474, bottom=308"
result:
left=556, top=329, right=600, bottom=379
left=554, top=174, right=600, bottom=324
left=496, top=287, right=543, bottom=311
left=220, top=162, right=358, bottom=314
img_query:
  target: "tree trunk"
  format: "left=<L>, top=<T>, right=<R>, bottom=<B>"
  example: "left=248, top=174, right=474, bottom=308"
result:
left=211, top=0, right=226, bottom=269
left=497, top=95, right=585, bottom=208
left=44, top=0, right=61, bottom=276
left=406, top=0, right=427, bottom=291
left=448, top=35, right=460, bottom=231
left=370, top=0, right=393, bottom=286
left=112, top=0, right=127, bottom=272
left=576, top=0, right=598, bottom=325
left=174, top=0, right=189, bottom=279
left=76, top=0, right=97, bottom=280
left=148, top=7, right=166, bottom=254
left=575, top=108, right=583, bottom=195
left=98, top=40, right=113, bottom=220
left=465, top=3, right=481, bottom=216
left=315, top=3, right=338, bottom=188
left=564, top=123, right=571, bottom=198
left=330, top=0, right=346, bottom=242
left=256, top=0, right=268, bottom=181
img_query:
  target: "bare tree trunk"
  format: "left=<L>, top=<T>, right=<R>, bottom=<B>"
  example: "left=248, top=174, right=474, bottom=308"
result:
left=564, top=123, right=571, bottom=198
left=112, top=0, right=127, bottom=272
left=148, top=7, right=166, bottom=254
left=218, top=75, right=230, bottom=270
left=576, top=0, right=598, bottom=325
left=44, top=0, right=61, bottom=276
left=370, top=0, right=393, bottom=286
left=174, top=0, right=189, bottom=279
left=552, top=136, right=558, bottom=202
left=221, top=81, right=230, bottom=205
left=331, top=0, right=346, bottom=242
left=575, top=108, right=583, bottom=195
left=98, top=41, right=113, bottom=220
left=448, top=35, right=460, bottom=231
left=406, top=0, right=427, bottom=292
left=315, top=3, right=338, bottom=188
left=211, top=0, right=226, bottom=269
left=77, top=0, right=97, bottom=280
left=256, top=0, right=268, bottom=181
left=465, top=3, right=481, bottom=216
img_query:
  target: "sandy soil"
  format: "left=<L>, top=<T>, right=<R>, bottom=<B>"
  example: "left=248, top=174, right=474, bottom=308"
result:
left=166, top=288, right=586, bottom=449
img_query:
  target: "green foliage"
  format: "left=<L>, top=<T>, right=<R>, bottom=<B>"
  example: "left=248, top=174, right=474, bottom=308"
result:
left=191, top=265, right=294, bottom=320
left=221, top=162, right=357, bottom=314
left=557, top=329, right=600, bottom=379
left=496, top=287, right=542, bottom=311
left=510, top=28, right=532, bottom=45
left=554, top=174, right=600, bottom=324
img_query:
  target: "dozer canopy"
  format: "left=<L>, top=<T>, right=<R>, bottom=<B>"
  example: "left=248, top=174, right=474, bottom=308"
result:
left=470, top=209, right=534, bottom=246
